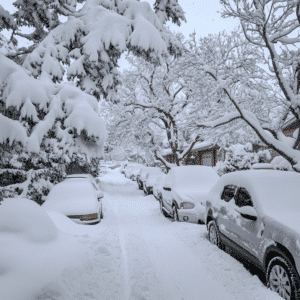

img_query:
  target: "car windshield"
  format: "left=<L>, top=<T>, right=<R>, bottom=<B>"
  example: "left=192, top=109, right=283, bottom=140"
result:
left=173, top=166, right=219, bottom=191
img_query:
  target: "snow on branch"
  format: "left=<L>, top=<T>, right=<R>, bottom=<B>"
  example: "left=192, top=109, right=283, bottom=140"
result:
left=198, top=112, right=242, bottom=128
left=0, top=54, right=107, bottom=158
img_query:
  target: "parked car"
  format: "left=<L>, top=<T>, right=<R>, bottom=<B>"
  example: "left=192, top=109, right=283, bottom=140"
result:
left=153, top=173, right=167, bottom=200
left=205, top=170, right=300, bottom=300
left=160, top=165, right=219, bottom=223
left=120, top=162, right=129, bottom=174
left=43, top=178, right=104, bottom=224
left=137, top=167, right=160, bottom=190
left=128, top=164, right=144, bottom=181
left=143, top=168, right=163, bottom=195
left=124, top=165, right=133, bottom=178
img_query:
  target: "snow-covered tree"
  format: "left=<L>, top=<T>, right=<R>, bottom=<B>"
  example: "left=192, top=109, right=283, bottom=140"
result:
left=107, top=55, right=203, bottom=171
left=179, top=29, right=281, bottom=148
left=192, top=1, right=300, bottom=172
left=1, top=0, right=185, bottom=101
left=0, top=0, right=186, bottom=201
left=0, top=54, right=107, bottom=202
left=214, top=143, right=271, bottom=176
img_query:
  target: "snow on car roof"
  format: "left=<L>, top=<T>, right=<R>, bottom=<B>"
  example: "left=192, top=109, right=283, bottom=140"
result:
left=218, top=170, right=300, bottom=214
left=171, top=166, right=219, bottom=191
left=139, top=167, right=161, bottom=180
left=43, top=179, right=98, bottom=215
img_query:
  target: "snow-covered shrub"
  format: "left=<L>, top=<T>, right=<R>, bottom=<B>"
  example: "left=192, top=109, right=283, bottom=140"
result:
left=271, top=156, right=293, bottom=171
left=0, top=142, right=68, bottom=204
left=214, top=143, right=271, bottom=176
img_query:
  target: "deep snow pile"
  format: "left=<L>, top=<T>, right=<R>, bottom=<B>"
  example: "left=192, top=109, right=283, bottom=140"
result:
left=0, top=198, right=86, bottom=300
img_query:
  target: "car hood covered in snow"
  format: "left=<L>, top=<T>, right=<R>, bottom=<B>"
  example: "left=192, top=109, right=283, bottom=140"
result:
left=172, top=188, right=211, bottom=205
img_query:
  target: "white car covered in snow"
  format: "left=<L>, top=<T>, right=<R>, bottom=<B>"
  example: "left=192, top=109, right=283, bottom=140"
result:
left=128, top=164, right=144, bottom=181
left=137, top=167, right=161, bottom=191
left=43, top=178, right=104, bottom=224
left=205, top=170, right=300, bottom=300
left=143, top=168, right=163, bottom=195
left=160, top=166, right=219, bottom=224
left=153, top=172, right=167, bottom=200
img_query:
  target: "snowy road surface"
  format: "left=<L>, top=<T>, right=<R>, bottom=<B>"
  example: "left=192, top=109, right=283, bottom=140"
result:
left=36, top=172, right=281, bottom=300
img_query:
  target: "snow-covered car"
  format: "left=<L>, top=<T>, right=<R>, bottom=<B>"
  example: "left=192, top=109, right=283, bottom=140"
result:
left=137, top=167, right=160, bottom=190
left=160, top=165, right=219, bottom=224
left=120, top=162, right=129, bottom=174
left=205, top=170, right=300, bottom=300
left=143, top=168, right=163, bottom=195
left=124, top=165, right=134, bottom=178
left=128, top=164, right=144, bottom=181
left=43, top=178, right=104, bottom=224
left=153, top=173, right=167, bottom=200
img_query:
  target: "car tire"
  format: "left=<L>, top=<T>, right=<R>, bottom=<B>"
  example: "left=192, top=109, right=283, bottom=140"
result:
left=208, top=220, right=223, bottom=249
left=172, top=205, right=179, bottom=222
left=138, top=181, right=143, bottom=190
left=267, top=256, right=300, bottom=300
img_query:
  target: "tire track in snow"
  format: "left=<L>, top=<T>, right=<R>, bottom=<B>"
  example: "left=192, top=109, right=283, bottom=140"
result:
left=106, top=183, right=231, bottom=300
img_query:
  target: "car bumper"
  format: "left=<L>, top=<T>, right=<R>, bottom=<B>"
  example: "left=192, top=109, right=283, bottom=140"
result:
left=178, top=208, right=205, bottom=224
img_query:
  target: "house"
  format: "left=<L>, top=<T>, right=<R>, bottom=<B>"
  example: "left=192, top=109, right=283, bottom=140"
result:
left=162, top=141, right=225, bottom=167
left=163, top=117, right=300, bottom=167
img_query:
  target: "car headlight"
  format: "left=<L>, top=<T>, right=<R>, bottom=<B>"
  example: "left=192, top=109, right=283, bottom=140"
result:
left=180, top=202, right=195, bottom=209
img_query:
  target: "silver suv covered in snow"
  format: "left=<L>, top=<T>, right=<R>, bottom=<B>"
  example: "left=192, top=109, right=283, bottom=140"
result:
left=206, top=170, right=300, bottom=300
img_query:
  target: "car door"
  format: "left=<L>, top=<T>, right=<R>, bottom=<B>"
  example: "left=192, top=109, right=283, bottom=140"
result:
left=161, top=172, right=173, bottom=213
left=216, top=185, right=237, bottom=237
left=228, top=187, right=263, bottom=257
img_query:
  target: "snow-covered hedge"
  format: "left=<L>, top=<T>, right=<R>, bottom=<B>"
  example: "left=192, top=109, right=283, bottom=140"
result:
left=214, top=143, right=271, bottom=176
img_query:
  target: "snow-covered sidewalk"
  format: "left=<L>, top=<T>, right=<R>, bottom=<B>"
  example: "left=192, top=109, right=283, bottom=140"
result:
left=2, top=169, right=282, bottom=300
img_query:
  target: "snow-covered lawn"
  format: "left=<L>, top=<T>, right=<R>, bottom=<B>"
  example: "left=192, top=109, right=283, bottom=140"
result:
left=1, top=169, right=282, bottom=300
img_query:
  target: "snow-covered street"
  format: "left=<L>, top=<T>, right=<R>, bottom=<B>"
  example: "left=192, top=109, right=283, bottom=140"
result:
left=31, top=170, right=281, bottom=300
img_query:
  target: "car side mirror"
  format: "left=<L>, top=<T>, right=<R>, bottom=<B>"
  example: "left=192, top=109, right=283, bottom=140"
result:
left=96, top=191, right=104, bottom=200
left=163, top=187, right=171, bottom=191
left=236, top=206, right=257, bottom=221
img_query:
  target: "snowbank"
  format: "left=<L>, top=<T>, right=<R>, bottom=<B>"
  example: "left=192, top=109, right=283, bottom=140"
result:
left=0, top=198, right=86, bottom=300
left=0, top=198, right=58, bottom=243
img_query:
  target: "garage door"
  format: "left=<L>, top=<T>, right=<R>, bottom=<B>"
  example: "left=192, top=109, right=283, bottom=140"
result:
left=202, top=153, right=212, bottom=166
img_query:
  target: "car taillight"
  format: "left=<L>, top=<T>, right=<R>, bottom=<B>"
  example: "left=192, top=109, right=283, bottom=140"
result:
left=81, top=213, right=98, bottom=221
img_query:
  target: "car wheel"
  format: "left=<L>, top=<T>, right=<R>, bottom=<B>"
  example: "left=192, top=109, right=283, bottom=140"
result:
left=208, top=220, right=223, bottom=249
left=267, top=256, right=299, bottom=300
left=172, top=205, right=179, bottom=222
left=138, top=181, right=143, bottom=190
